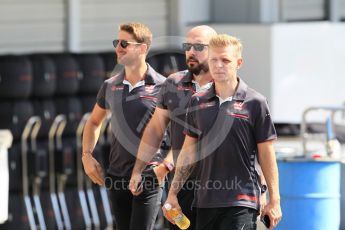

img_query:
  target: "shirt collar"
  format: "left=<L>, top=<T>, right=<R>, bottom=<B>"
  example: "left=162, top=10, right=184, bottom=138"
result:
left=111, top=63, right=157, bottom=86
left=123, top=79, right=145, bottom=92
left=205, top=77, right=248, bottom=101
left=192, top=80, right=213, bottom=93
left=217, top=95, right=233, bottom=107
left=183, top=70, right=213, bottom=92
left=142, top=64, right=157, bottom=85
left=232, top=77, right=248, bottom=100
left=180, top=70, right=193, bottom=83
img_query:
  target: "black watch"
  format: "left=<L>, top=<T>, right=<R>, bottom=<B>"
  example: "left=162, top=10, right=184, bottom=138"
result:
left=261, top=184, right=267, bottom=194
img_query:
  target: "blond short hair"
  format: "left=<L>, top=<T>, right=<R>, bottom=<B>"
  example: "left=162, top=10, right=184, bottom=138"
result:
left=120, top=22, right=153, bottom=48
left=209, top=34, right=243, bottom=58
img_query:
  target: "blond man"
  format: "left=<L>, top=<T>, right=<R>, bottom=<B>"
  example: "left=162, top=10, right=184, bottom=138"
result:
left=164, top=34, right=282, bottom=230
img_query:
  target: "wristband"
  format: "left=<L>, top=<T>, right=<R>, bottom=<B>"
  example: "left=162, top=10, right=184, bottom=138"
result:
left=162, top=160, right=174, bottom=172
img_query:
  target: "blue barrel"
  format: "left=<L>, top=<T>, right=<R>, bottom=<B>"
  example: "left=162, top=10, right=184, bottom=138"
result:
left=277, top=160, right=340, bottom=230
left=341, top=163, right=345, bottom=230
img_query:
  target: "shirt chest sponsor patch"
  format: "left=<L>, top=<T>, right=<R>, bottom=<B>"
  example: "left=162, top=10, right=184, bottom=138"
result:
left=225, top=102, right=249, bottom=119
left=111, top=85, right=124, bottom=91
left=227, top=112, right=249, bottom=120
left=177, top=85, right=194, bottom=91
left=198, top=101, right=216, bottom=109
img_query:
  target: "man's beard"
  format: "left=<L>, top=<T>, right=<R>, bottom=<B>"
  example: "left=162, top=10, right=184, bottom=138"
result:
left=186, top=58, right=209, bottom=75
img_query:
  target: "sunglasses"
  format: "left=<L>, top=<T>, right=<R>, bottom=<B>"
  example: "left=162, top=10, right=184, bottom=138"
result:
left=113, top=39, right=142, bottom=48
left=182, top=43, right=208, bottom=52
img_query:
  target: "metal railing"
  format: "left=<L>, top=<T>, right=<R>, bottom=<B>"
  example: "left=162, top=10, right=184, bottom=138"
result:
left=301, top=106, right=345, bottom=156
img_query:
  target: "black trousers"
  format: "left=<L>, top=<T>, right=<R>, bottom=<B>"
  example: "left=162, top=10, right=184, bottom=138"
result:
left=168, top=179, right=196, bottom=230
left=195, top=206, right=258, bottom=230
left=106, top=167, right=163, bottom=230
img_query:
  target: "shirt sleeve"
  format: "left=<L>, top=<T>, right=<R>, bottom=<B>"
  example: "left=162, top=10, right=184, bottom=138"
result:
left=253, top=98, right=277, bottom=143
left=96, top=82, right=110, bottom=109
left=156, top=79, right=168, bottom=109
left=150, top=128, right=171, bottom=163
left=183, top=97, right=199, bottom=138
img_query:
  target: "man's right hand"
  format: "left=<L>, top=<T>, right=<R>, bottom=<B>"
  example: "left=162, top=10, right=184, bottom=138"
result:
left=261, top=199, right=282, bottom=229
left=162, top=193, right=181, bottom=225
left=82, top=154, right=104, bottom=186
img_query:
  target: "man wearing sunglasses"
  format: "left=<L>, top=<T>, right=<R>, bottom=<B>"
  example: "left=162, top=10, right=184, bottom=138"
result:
left=164, top=34, right=281, bottom=230
left=82, top=22, right=166, bottom=230
left=129, top=25, right=217, bottom=230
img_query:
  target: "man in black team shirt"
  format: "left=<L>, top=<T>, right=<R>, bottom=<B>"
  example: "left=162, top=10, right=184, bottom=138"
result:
left=129, top=25, right=217, bottom=230
left=164, top=34, right=282, bottom=230
left=81, top=22, right=166, bottom=230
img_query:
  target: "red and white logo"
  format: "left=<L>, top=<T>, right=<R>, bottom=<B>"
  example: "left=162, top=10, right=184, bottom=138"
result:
left=111, top=85, right=124, bottom=91
left=177, top=85, right=193, bottom=91
left=145, top=85, right=155, bottom=93
left=199, top=102, right=216, bottom=109
left=234, top=102, right=243, bottom=111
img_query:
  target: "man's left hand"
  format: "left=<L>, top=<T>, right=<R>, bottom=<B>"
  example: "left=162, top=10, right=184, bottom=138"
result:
left=261, top=199, right=282, bottom=229
left=153, top=164, right=169, bottom=185
left=129, top=172, right=143, bottom=196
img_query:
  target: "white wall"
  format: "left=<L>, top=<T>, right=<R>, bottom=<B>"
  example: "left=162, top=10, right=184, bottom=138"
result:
left=281, top=0, right=326, bottom=21
left=0, top=0, right=66, bottom=54
left=78, top=0, right=169, bottom=52
left=211, top=0, right=328, bottom=23
left=0, top=130, right=12, bottom=224
left=185, top=24, right=273, bottom=106
left=168, top=0, right=211, bottom=36
left=0, top=0, right=169, bottom=54
left=271, top=22, right=345, bottom=123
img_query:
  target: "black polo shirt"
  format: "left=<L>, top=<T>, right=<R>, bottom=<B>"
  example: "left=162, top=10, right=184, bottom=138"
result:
left=96, top=64, right=166, bottom=177
left=184, top=78, right=276, bottom=210
left=157, top=70, right=212, bottom=163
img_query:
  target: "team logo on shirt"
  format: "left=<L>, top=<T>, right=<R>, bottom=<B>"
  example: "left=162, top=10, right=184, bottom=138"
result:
left=177, top=85, right=194, bottom=91
left=199, top=101, right=216, bottom=109
left=233, top=101, right=243, bottom=111
left=145, top=85, right=155, bottom=93
left=111, top=85, right=124, bottom=91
